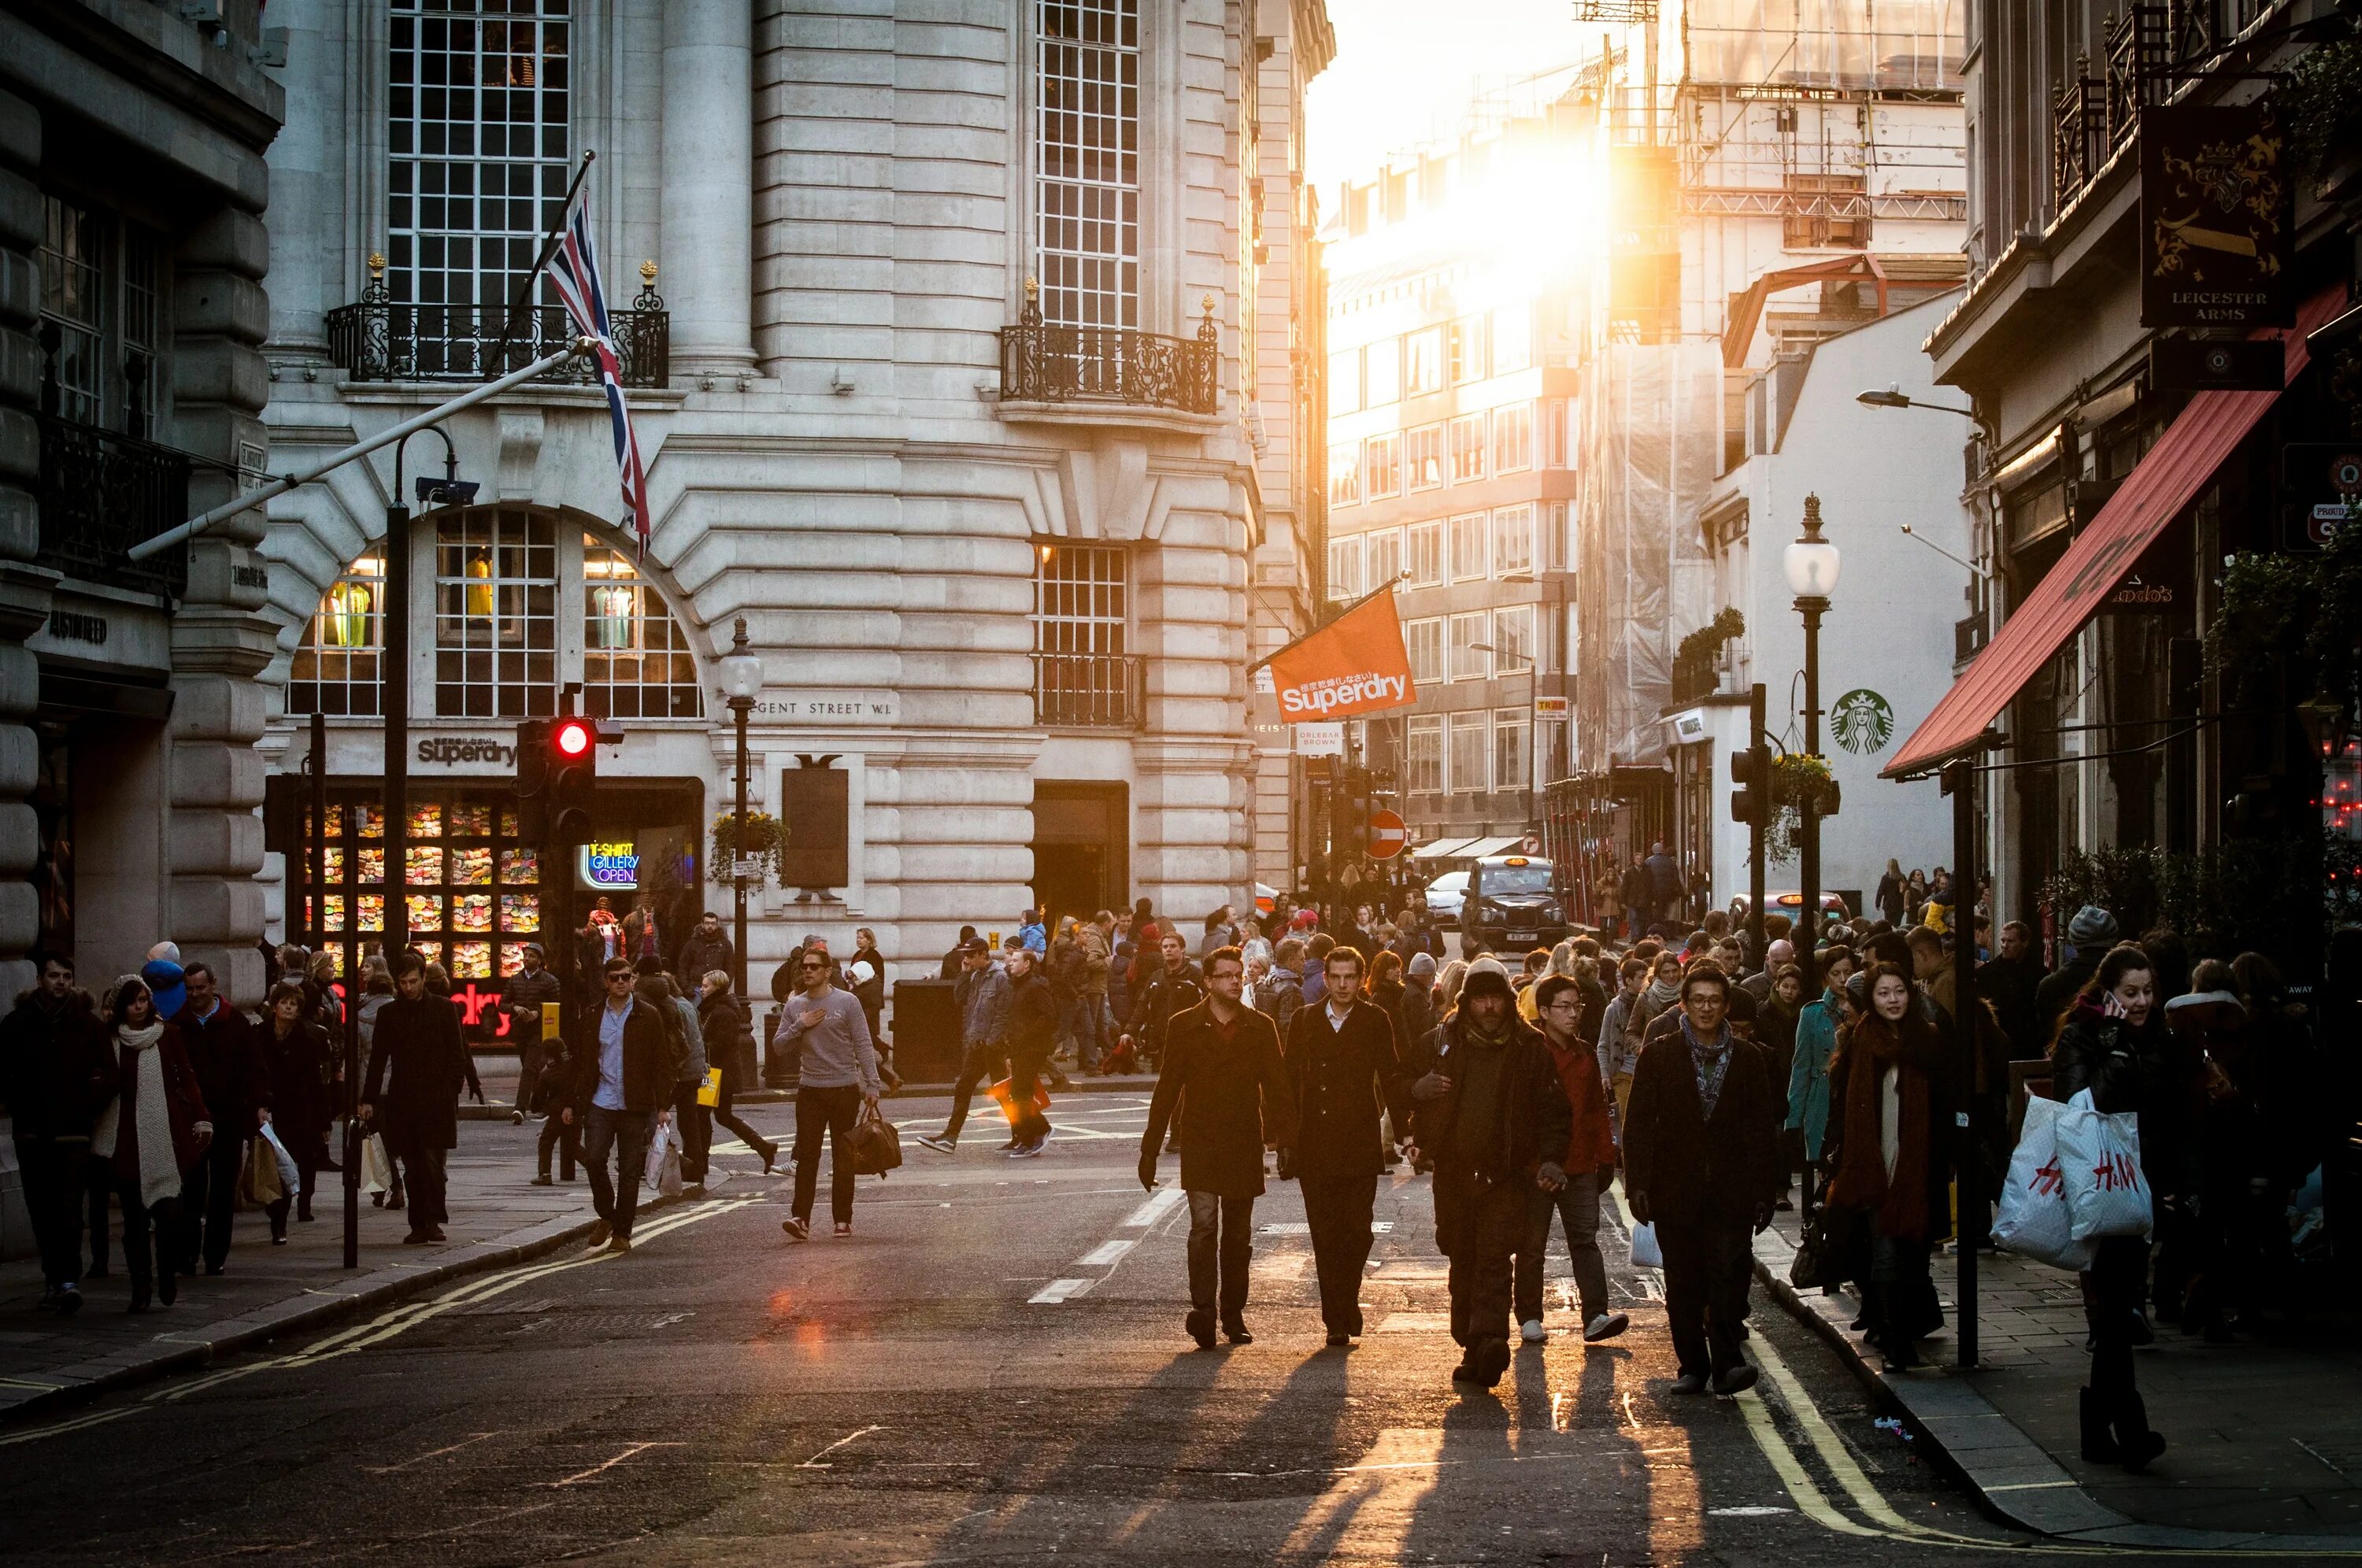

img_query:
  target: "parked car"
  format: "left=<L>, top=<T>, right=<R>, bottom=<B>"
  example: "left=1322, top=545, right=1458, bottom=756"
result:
left=1459, top=856, right=1572, bottom=958
left=1729, top=890, right=1853, bottom=922
left=1425, top=871, right=1468, bottom=928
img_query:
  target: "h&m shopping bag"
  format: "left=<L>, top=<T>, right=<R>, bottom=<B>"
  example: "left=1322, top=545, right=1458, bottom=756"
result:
left=1992, top=1093, right=2095, bottom=1271
left=2056, top=1088, right=2153, bottom=1243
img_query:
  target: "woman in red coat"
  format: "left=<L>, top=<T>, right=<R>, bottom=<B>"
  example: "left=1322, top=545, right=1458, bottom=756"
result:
left=94, top=976, right=211, bottom=1312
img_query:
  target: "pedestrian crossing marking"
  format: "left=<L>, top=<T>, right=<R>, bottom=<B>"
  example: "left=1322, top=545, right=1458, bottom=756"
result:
left=1119, top=1185, right=1187, bottom=1228
left=1075, top=1239, right=1135, bottom=1267
left=1027, top=1278, right=1095, bottom=1304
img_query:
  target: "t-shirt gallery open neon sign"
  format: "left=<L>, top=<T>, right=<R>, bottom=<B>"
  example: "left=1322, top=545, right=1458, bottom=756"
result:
left=580, top=840, right=639, bottom=891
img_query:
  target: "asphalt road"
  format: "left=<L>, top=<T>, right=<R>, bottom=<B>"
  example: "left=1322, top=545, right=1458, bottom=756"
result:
left=0, top=1093, right=2125, bottom=1566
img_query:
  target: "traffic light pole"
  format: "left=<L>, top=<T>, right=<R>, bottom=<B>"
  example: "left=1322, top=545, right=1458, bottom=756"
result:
left=1747, top=683, right=1767, bottom=961
left=381, top=428, right=464, bottom=966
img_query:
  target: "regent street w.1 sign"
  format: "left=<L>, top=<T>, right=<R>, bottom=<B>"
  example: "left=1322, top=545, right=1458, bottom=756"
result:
left=2141, top=102, right=2292, bottom=329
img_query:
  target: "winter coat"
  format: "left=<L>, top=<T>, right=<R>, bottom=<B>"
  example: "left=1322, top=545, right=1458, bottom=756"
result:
left=1544, top=1031, right=1618, bottom=1176
left=1127, top=961, right=1205, bottom=1052
left=676, top=930, right=736, bottom=987
left=1623, top=1026, right=1779, bottom=1230
left=1393, top=982, right=1435, bottom=1074
left=1076, top=928, right=1112, bottom=997
left=1142, top=1000, right=1298, bottom=1199
left=955, top=963, right=1010, bottom=1050
left=362, top=997, right=475, bottom=1152
left=504, top=966, right=565, bottom=1037
left=1253, top=965, right=1305, bottom=1035
left=261, top=1019, right=333, bottom=1145
left=173, top=1000, right=270, bottom=1129
left=1786, top=990, right=1843, bottom=1160
left=1048, top=934, right=1087, bottom=1004
left=698, top=989, right=761, bottom=1089
left=0, top=991, right=117, bottom=1142
left=1005, top=967, right=1059, bottom=1063
left=1280, top=996, right=1409, bottom=1179
left=106, top=1023, right=211, bottom=1189
left=2051, top=1001, right=2194, bottom=1200
left=1415, top=1010, right=1572, bottom=1193
left=1823, top=1011, right=1955, bottom=1244
left=570, top=995, right=676, bottom=1116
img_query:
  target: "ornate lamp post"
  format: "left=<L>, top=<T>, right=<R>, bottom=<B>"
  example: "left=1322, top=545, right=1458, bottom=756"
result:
left=717, top=618, right=764, bottom=999
left=1783, top=494, right=1840, bottom=962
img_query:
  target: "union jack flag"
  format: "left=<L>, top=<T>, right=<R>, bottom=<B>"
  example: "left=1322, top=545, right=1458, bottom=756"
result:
left=546, top=189, right=651, bottom=556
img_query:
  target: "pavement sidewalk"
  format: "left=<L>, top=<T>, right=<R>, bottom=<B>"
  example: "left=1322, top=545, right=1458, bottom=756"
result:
left=1753, top=1205, right=2362, bottom=1551
left=0, top=1111, right=781, bottom=1428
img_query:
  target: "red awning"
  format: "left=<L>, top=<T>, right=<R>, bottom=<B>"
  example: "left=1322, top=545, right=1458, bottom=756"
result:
left=1883, top=284, right=2347, bottom=780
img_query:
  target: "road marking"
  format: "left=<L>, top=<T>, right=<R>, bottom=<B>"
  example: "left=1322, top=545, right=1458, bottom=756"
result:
left=1027, top=1278, right=1094, bottom=1304
left=1075, top=1238, right=1135, bottom=1267
left=364, top=1429, right=505, bottom=1474
left=1120, top=1185, right=1186, bottom=1227
left=1260, top=1221, right=1392, bottom=1235
left=798, top=1424, right=883, bottom=1468
left=546, top=1440, right=680, bottom=1487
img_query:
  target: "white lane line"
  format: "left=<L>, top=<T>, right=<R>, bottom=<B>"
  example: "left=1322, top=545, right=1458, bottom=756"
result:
left=365, top=1429, right=505, bottom=1474
left=1120, top=1185, right=1187, bottom=1227
left=1028, top=1278, right=1096, bottom=1304
left=1259, top=1220, right=1390, bottom=1235
left=1076, top=1238, right=1135, bottom=1267
left=798, top=1425, right=883, bottom=1469
left=546, top=1440, right=680, bottom=1488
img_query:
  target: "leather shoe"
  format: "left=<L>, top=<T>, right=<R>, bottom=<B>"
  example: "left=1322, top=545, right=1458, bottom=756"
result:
left=1711, top=1365, right=1759, bottom=1396
left=1670, top=1372, right=1710, bottom=1395
left=1186, top=1308, right=1216, bottom=1349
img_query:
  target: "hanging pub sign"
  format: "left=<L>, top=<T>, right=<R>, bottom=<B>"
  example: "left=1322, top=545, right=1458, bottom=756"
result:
left=2140, top=102, right=2292, bottom=329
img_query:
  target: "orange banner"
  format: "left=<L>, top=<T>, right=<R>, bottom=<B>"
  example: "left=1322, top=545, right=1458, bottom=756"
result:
left=1265, top=589, right=1417, bottom=723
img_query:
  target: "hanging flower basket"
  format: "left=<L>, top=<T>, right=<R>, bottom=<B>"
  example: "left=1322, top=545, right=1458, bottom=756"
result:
left=709, top=809, right=786, bottom=886
left=1764, top=753, right=1836, bottom=867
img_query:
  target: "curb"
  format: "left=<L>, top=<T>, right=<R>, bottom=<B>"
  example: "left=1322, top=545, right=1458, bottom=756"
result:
left=1749, top=1226, right=2362, bottom=1553
left=0, top=1171, right=741, bottom=1430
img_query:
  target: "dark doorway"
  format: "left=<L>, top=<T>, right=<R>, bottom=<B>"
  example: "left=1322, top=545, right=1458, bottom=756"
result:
left=1032, top=782, right=1127, bottom=923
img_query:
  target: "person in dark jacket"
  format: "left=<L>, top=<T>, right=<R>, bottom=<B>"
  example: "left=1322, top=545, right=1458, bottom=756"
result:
left=1523, top=974, right=1627, bottom=1345
left=565, top=957, right=677, bottom=1251
left=1279, top=945, right=1410, bottom=1346
left=361, top=952, right=483, bottom=1244
left=1002, top=945, right=1058, bottom=1156
left=504, top=942, right=566, bottom=1130
left=1122, top=932, right=1204, bottom=1072
left=257, top=982, right=332, bottom=1238
left=1977, top=919, right=2047, bottom=1061
left=1140, top=946, right=1299, bottom=1348
left=170, top=963, right=270, bottom=1277
left=1623, top=962, right=1778, bottom=1396
left=698, top=971, right=778, bottom=1173
left=1409, top=967, right=1574, bottom=1389
left=939, top=926, right=979, bottom=980
left=2034, top=905, right=2118, bottom=1043
left=675, top=912, right=735, bottom=996
left=848, top=927, right=889, bottom=1053
left=1, top=956, right=117, bottom=1312
left=2049, top=944, right=2181, bottom=1471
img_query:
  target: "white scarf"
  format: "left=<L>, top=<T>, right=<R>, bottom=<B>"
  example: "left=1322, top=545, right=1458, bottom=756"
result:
left=91, top=1023, right=186, bottom=1212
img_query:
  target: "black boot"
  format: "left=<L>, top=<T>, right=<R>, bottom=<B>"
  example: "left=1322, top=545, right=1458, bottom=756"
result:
left=2110, top=1391, right=2167, bottom=1471
left=2079, top=1389, right=2120, bottom=1463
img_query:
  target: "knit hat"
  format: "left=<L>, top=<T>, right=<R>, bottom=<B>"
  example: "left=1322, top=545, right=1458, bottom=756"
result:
left=1461, top=967, right=1516, bottom=1005
left=1408, top=952, right=1438, bottom=979
left=1468, top=955, right=1512, bottom=978
left=2067, top=905, right=2120, bottom=949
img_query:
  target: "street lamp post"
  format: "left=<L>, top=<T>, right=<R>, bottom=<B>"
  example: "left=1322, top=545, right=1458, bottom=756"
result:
left=717, top=618, right=764, bottom=1001
left=1783, top=495, right=1840, bottom=963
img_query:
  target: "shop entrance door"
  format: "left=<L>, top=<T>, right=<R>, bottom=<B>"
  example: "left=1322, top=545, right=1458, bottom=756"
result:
left=1031, top=782, right=1127, bottom=921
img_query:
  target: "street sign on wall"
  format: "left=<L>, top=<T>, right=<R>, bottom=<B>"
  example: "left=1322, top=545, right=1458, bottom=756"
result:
left=2140, top=102, right=2292, bottom=329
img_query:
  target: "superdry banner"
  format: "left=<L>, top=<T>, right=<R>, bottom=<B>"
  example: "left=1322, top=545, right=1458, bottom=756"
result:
left=1261, top=587, right=1417, bottom=723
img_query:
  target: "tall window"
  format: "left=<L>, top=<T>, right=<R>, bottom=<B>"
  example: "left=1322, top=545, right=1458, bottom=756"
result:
left=1491, top=301, right=1533, bottom=373
left=1538, top=712, right=1569, bottom=784
left=1492, top=504, right=1534, bottom=576
left=1490, top=603, right=1533, bottom=668
left=1408, top=520, right=1443, bottom=587
left=388, top=2, right=572, bottom=325
left=1448, top=316, right=1485, bottom=383
left=1405, top=616, right=1442, bottom=683
left=1449, top=413, right=1486, bottom=483
left=39, top=196, right=162, bottom=435
left=1448, top=513, right=1486, bottom=581
left=1364, top=336, right=1401, bottom=405
left=1449, top=712, right=1487, bottom=794
left=289, top=553, right=387, bottom=717
left=1368, top=527, right=1403, bottom=589
left=435, top=509, right=558, bottom=716
left=1035, top=543, right=1129, bottom=659
left=1408, top=715, right=1443, bottom=796
left=1364, top=433, right=1401, bottom=499
left=1405, top=423, right=1444, bottom=490
left=1494, top=402, right=1534, bottom=473
left=1494, top=708, right=1530, bottom=795
left=1326, top=534, right=1363, bottom=601
left=1448, top=612, right=1489, bottom=680
left=1404, top=326, right=1445, bottom=394
left=1036, top=0, right=1139, bottom=328
left=583, top=540, right=703, bottom=719
left=1328, top=442, right=1361, bottom=506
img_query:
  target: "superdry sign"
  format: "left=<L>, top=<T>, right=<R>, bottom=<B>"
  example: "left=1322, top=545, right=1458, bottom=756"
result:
left=1259, top=587, right=1418, bottom=723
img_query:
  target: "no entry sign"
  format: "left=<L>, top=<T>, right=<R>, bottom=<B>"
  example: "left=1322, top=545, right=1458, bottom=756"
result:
left=1367, top=809, right=1409, bottom=860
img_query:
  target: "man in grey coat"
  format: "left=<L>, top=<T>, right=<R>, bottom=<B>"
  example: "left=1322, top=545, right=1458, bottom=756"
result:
left=917, top=938, right=1010, bottom=1154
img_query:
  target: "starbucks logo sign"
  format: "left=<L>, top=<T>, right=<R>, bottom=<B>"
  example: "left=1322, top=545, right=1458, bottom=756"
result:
left=1831, top=689, right=1894, bottom=756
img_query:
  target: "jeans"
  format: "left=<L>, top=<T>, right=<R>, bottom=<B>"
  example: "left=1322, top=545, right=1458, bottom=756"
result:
left=674, top=1080, right=713, bottom=1185
left=1518, top=1169, right=1611, bottom=1325
left=110, top=1171, right=172, bottom=1303
left=1186, top=1190, right=1254, bottom=1322
left=538, top=1112, right=581, bottom=1179
left=1067, top=996, right=1107, bottom=1072
left=1006, top=1046, right=1050, bottom=1146
left=793, top=1085, right=863, bottom=1225
left=942, top=1040, right=1004, bottom=1141
left=177, top=1135, right=246, bottom=1272
left=2086, top=1234, right=2150, bottom=1399
left=14, top=1138, right=88, bottom=1288
left=1659, top=1218, right=1753, bottom=1378
left=583, top=1106, right=653, bottom=1240
left=1302, top=1172, right=1378, bottom=1335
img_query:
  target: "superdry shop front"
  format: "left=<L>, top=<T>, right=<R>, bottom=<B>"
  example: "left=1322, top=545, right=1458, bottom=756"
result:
left=291, top=723, right=708, bottom=1039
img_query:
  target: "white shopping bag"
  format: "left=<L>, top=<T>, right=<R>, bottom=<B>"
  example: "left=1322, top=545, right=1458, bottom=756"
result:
left=361, top=1133, right=394, bottom=1196
left=1628, top=1220, right=1664, bottom=1270
left=259, top=1122, right=302, bottom=1196
left=1991, top=1094, right=2095, bottom=1270
left=2056, top=1088, right=2153, bottom=1243
left=643, top=1119, right=684, bottom=1198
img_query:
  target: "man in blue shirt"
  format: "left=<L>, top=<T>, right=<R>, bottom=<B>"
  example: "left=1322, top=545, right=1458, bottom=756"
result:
left=565, top=958, right=672, bottom=1254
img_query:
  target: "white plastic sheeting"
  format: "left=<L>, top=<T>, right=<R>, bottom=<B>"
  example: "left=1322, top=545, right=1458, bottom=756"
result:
left=1684, top=0, right=1964, bottom=93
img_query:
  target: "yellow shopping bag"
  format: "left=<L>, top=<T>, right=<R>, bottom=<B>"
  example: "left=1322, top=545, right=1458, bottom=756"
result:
left=695, top=1067, right=722, bottom=1108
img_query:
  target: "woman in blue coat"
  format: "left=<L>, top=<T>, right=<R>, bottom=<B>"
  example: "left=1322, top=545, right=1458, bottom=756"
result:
left=1786, top=945, right=1858, bottom=1183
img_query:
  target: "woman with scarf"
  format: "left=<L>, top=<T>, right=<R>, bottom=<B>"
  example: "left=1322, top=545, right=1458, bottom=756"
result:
left=259, top=982, right=331, bottom=1237
left=1821, top=962, right=1952, bottom=1370
left=92, top=977, right=210, bottom=1311
left=2050, top=944, right=2184, bottom=1471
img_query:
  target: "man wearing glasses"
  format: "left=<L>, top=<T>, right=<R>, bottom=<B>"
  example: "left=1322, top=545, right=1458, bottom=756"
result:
left=776, top=947, right=883, bottom=1240
left=562, top=958, right=672, bottom=1254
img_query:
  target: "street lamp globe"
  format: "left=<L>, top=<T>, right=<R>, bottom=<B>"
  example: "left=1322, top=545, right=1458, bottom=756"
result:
left=1784, top=493, right=1842, bottom=601
left=718, top=616, right=763, bottom=705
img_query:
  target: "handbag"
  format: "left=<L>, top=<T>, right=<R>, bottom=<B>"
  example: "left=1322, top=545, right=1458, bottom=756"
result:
left=1992, top=1093, right=2096, bottom=1270
left=2057, top=1087, right=2153, bottom=1243
left=1628, top=1220, right=1664, bottom=1270
left=259, top=1123, right=302, bottom=1197
left=238, top=1133, right=284, bottom=1207
left=361, top=1133, right=394, bottom=1196
left=844, top=1103, right=904, bottom=1178
left=644, top=1119, right=684, bottom=1198
left=1789, top=1202, right=1865, bottom=1290
left=695, top=1067, right=722, bottom=1108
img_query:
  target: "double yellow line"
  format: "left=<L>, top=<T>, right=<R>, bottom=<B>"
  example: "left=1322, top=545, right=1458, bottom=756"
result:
left=0, top=1198, right=753, bottom=1449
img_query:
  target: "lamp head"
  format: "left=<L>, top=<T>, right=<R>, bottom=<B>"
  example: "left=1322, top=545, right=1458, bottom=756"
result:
left=1856, top=386, right=1912, bottom=409
left=1784, top=493, right=1841, bottom=601
left=717, top=615, right=764, bottom=704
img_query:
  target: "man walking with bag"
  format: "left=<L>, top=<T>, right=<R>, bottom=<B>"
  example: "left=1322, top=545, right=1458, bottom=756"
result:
left=1623, top=962, right=1778, bottom=1395
left=917, top=938, right=1009, bottom=1154
left=361, top=952, right=481, bottom=1245
left=776, top=947, right=883, bottom=1240
left=1279, top=945, right=1409, bottom=1348
left=563, top=957, right=672, bottom=1254
left=171, top=962, right=270, bottom=1276
left=1140, top=946, right=1298, bottom=1348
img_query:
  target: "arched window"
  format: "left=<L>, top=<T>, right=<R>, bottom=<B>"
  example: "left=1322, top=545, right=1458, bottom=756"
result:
left=289, top=512, right=704, bottom=720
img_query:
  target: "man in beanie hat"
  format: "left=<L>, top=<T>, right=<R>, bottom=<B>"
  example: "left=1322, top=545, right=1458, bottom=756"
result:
left=2034, top=905, right=2119, bottom=1042
left=1409, top=964, right=1572, bottom=1388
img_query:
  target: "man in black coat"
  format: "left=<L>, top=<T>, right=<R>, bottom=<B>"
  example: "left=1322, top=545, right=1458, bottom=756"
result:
left=2033, top=905, right=2117, bottom=1045
left=1409, top=966, right=1573, bottom=1389
left=1140, top=946, right=1298, bottom=1348
left=0, top=956, right=116, bottom=1312
left=563, top=956, right=677, bottom=1252
left=172, top=962, right=271, bottom=1276
left=361, top=952, right=482, bottom=1244
left=1122, top=931, right=1204, bottom=1072
left=1001, top=946, right=1058, bottom=1154
left=1978, top=919, right=2048, bottom=1060
left=1279, top=945, right=1411, bottom=1347
left=1623, top=962, right=1779, bottom=1396
left=504, top=942, right=566, bottom=1133
left=676, top=911, right=736, bottom=993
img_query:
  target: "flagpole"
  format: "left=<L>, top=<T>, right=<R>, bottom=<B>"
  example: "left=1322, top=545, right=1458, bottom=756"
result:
left=1249, top=579, right=1402, bottom=674
left=487, top=149, right=598, bottom=375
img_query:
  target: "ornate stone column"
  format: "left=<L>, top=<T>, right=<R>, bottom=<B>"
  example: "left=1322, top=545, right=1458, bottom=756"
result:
left=661, top=0, right=757, bottom=379
left=0, top=91, right=48, bottom=997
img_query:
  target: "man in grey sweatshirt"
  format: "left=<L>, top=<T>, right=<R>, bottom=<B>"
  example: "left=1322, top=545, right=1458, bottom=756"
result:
left=776, top=949, right=883, bottom=1240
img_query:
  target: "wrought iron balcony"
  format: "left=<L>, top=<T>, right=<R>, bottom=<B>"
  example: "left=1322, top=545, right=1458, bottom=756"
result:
left=36, top=413, right=190, bottom=597
left=325, top=257, right=668, bottom=389
left=1034, top=651, right=1144, bottom=729
left=2053, top=5, right=2172, bottom=211
left=999, top=293, right=1218, bottom=416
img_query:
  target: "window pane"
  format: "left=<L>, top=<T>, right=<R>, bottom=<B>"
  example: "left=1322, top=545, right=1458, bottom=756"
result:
left=1409, top=715, right=1443, bottom=795
left=1449, top=413, right=1486, bottom=483
left=1328, top=442, right=1361, bottom=506
left=1449, top=713, right=1486, bottom=794
left=1036, top=0, right=1140, bottom=328
left=433, top=507, right=557, bottom=718
left=1404, top=326, right=1444, bottom=394
left=1364, top=335, right=1400, bottom=405
left=291, top=552, right=389, bottom=718
left=582, top=537, right=705, bottom=720
left=1409, top=521, right=1443, bottom=587
left=1448, top=612, right=1488, bottom=681
left=1492, top=504, right=1534, bottom=576
left=1405, top=423, right=1444, bottom=490
left=1364, top=433, right=1401, bottom=498
left=1493, top=402, right=1533, bottom=473
left=1034, top=542, right=1132, bottom=725
left=1448, top=514, right=1486, bottom=581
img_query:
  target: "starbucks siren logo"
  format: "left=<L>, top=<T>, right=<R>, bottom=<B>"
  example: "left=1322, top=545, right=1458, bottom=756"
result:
left=1831, top=688, right=1894, bottom=756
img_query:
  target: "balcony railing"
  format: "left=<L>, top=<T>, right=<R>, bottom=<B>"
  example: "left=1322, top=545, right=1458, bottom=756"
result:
left=999, top=294, right=1218, bottom=416
left=326, top=262, right=668, bottom=389
left=36, top=413, right=191, bottom=597
left=1034, top=651, right=1143, bottom=729
left=2053, top=6, right=2173, bottom=212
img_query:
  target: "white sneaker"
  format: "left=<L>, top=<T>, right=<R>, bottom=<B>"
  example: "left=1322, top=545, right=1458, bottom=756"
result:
left=1584, top=1311, right=1631, bottom=1343
left=1520, top=1318, right=1547, bottom=1344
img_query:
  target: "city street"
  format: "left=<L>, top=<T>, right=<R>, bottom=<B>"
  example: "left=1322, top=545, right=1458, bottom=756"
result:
left=0, top=1093, right=2040, bottom=1567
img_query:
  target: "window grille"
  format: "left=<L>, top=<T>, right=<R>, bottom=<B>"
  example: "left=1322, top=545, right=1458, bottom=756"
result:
left=1364, top=432, right=1401, bottom=498
left=1326, top=535, right=1363, bottom=601
left=39, top=198, right=161, bottom=435
left=1408, top=520, right=1443, bottom=586
left=1449, top=712, right=1486, bottom=793
left=1494, top=708, right=1530, bottom=795
left=1492, top=504, right=1535, bottom=576
left=1404, top=327, right=1445, bottom=394
left=1408, top=715, right=1442, bottom=794
left=1328, top=442, right=1361, bottom=506
left=290, top=554, right=387, bottom=717
left=1494, top=404, right=1534, bottom=473
left=1448, top=514, right=1486, bottom=581
left=1368, top=527, right=1403, bottom=587
left=434, top=508, right=557, bottom=717
left=1033, top=542, right=1138, bottom=727
left=583, top=538, right=704, bottom=719
left=1449, top=413, right=1486, bottom=483
left=1448, top=612, right=1489, bottom=681
left=1405, top=423, right=1444, bottom=490
left=1405, top=617, right=1442, bottom=684
left=1036, top=0, right=1139, bottom=329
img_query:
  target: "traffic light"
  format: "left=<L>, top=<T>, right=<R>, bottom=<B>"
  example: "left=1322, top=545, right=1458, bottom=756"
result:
left=515, top=718, right=552, bottom=799
left=546, top=713, right=622, bottom=845
left=1338, top=768, right=1372, bottom=858
left=1729, top=745, right=1768, bottom=826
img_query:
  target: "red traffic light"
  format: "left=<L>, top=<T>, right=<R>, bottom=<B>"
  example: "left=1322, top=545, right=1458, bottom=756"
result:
left=553, top=719, right=594, bottom=757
